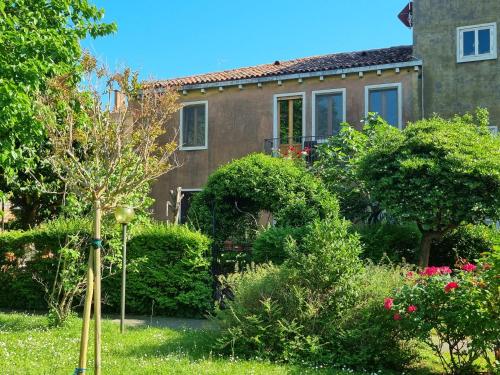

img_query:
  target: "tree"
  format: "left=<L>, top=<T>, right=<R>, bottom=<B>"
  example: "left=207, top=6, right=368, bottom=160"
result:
left=359, top=109, right=500, bottom=267
left=36, top=54, right=180, bottom=375
left=0, top=0, right=116, bottom=225
left=313, top=115, right=399, bottom=223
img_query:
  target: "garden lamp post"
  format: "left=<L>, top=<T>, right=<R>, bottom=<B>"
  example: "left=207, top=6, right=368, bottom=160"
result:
left=114, top=206, right=135, bottom=333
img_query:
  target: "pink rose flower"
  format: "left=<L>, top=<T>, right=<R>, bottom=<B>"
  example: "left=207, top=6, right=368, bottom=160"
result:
left=393, top=313, right=402, bottom=321
left=461, top=263, right=477, bottom=272
left=384, top=298, right=394, bottom=310
left=407, top=305, right=417, bottom=313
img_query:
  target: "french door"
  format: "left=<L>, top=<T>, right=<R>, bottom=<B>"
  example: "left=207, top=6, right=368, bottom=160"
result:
left=277, top=95, right=303, bottom=154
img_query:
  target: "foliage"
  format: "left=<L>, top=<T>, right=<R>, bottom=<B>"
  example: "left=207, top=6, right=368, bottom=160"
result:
left=356, top=223, right=421, bottom=264
left=0, top=218, right=118, bottom=316
left=0, top=219, right=212, bottom=318
left=313, top=115, right=399, bottom=223
left=252, top=226, right=308, bottom=265
left=188, top=153, right=338, bottom=245
left=36, top=54, right=180, bottom=212
left=387, top=256, right=500, bottom=374
left=104, top=223, right=212, bottom=317
left=0, top=1, right=116, bottom=229
left=332, top=264, right=419, bottom=370
left=430, top=224, right=499, bottom=266
left=358, top=109, right=500, bottom=266
left=215, top=218, right=368, bottom=366
left=0, top=0, right=116, bottom=178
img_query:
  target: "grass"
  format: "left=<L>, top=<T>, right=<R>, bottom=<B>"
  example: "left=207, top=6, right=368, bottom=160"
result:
left=0, top=312, right=394, bottom=375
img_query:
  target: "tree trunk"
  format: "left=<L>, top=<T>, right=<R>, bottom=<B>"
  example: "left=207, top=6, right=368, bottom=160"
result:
left=418, top=231, right=443, bottom=268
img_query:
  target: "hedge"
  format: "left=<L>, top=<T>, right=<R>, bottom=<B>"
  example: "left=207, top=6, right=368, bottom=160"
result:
left=0, top=219, right=212, bottom=317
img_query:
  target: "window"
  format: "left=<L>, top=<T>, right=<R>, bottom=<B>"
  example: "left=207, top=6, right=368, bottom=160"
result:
left=457, top=23, right=497, bottom=63
left=180, top=101, right=208, bottom=150
left=273, top=93, right=305, bottom=151
left=312, top=89, right=346, bottom=141
left=365, top=83, right=402, bottom=128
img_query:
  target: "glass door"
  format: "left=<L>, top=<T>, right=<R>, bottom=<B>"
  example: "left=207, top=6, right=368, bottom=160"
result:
left=277, top=96, right=303, bottom=154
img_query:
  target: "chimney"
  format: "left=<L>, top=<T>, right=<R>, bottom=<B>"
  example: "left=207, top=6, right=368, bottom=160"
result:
left=113, top=90, right=126, bottom=112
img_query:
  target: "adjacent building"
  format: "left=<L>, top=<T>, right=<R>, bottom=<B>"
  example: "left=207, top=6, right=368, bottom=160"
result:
left=149, top=0, right=499, bottom=222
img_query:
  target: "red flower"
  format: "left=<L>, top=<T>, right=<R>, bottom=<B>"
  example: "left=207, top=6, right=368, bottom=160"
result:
left=406, top=271, right=414, bottom=278
left=384, top=298, right=394, bottom=310
left=444, top=282, right=459, bottom=293
left=420, top=266, right=452, bottom=276
left=461, top=263, right=477, bottom=272
left=393, top=313, right=402, bottom=321
left=407, top=305, right=417, bottom=313
left=438, top=266, right=452, bottom=274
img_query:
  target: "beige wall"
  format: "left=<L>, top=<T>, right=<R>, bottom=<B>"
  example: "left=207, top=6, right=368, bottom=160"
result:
left=413, top=0, right=500, bottom=126
left=151, top=69, right=421, bottom=221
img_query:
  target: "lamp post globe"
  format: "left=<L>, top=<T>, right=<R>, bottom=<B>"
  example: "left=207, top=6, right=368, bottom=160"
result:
left=114, top=206, right=135, bottom=224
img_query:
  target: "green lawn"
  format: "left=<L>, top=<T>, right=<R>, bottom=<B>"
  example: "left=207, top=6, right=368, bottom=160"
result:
left=0, top=312, right=439, bottom=375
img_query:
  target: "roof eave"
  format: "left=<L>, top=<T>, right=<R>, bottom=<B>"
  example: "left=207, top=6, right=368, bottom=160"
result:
left=171, top=59, right=423, bottom=91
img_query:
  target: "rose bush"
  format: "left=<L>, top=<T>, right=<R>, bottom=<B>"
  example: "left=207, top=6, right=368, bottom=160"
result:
left=385, top=253, right=499, bottom=374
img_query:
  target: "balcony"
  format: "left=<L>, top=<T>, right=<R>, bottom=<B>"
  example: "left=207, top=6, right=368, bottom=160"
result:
left=263, top=135, right=336, bottom=164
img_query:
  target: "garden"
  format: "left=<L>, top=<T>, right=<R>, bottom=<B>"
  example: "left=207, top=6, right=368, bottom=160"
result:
left=1, top=1, right=500, bottom=375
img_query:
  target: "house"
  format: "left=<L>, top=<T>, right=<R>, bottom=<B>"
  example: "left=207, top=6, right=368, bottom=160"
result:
left=149, top=0, right=500, bottom=223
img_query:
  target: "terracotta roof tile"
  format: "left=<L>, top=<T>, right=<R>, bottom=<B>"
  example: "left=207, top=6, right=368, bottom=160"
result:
left=150, top=45, right=417, bottom=88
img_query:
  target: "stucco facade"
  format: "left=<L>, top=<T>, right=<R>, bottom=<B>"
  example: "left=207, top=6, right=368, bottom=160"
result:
left=151, top=68, right=421, bottom=221
left=413, top=0, right=500, bottom=127
left=151, top=0, right=499, bottom=222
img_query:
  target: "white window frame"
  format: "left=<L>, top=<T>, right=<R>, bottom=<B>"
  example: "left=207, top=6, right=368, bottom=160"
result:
left=311, top=88, right=346, bottom=142
left=457, top=22, right=497, bottom=63
left=364, top=83, right=403, bottom=130
left=272, top=92, right=306, bottom=141
left=179, top=100, right=208, bottom=151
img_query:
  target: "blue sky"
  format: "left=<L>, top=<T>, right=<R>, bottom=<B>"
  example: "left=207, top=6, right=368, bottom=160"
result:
left=82, top=0, right=413, bottom=81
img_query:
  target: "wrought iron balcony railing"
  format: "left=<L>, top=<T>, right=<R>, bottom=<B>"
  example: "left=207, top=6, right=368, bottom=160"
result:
left=263, top=135, right=336, bottom=164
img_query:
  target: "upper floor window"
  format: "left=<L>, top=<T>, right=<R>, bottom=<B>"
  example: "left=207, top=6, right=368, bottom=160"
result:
left=365, top=83, right=402, bottom=129
left=312, top=89, right=346, bottom=141
left=180, top=101, right=208, bottom=150
left=457, top=23, right=497, bottom=63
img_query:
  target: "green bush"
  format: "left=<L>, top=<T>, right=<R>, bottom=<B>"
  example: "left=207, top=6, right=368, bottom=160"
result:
left=188, top=153, right=338, bottom=246
left=216, top=218, right=371, bottom=366
left=252, top=226, right=308, bottom=265
left=430, top=224, right=499, bottom=266
left=0, top=219, right=212, bottom=317
left=389, top=258, right=499, bottom=374
left=0, top=218, right=94, bottom=311
left=215, top=224, right=416, bottom=370
left=104, top=224, right=212, bottom=317
left=356, top=223, right=420, bottom=263
left=333, top=264, right=419, bottom=370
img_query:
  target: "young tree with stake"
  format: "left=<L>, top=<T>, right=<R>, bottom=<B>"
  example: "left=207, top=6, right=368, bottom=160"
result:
left=36, top=54, right=180, bottom=374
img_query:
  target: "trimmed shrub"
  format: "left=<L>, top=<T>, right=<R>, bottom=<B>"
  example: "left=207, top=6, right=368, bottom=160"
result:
left=0, top=219, right=212, bottom=317
left=104, top=224, right=212, bottom=317
left=252, top=226, right=308, bottom=265
left=430, top=224, right=499, bottom=266
left=188, top=153, right=338, bottom=246
left=356, top=223, right=420, bottom=263
left=0, top=218, right=94, bottom=311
